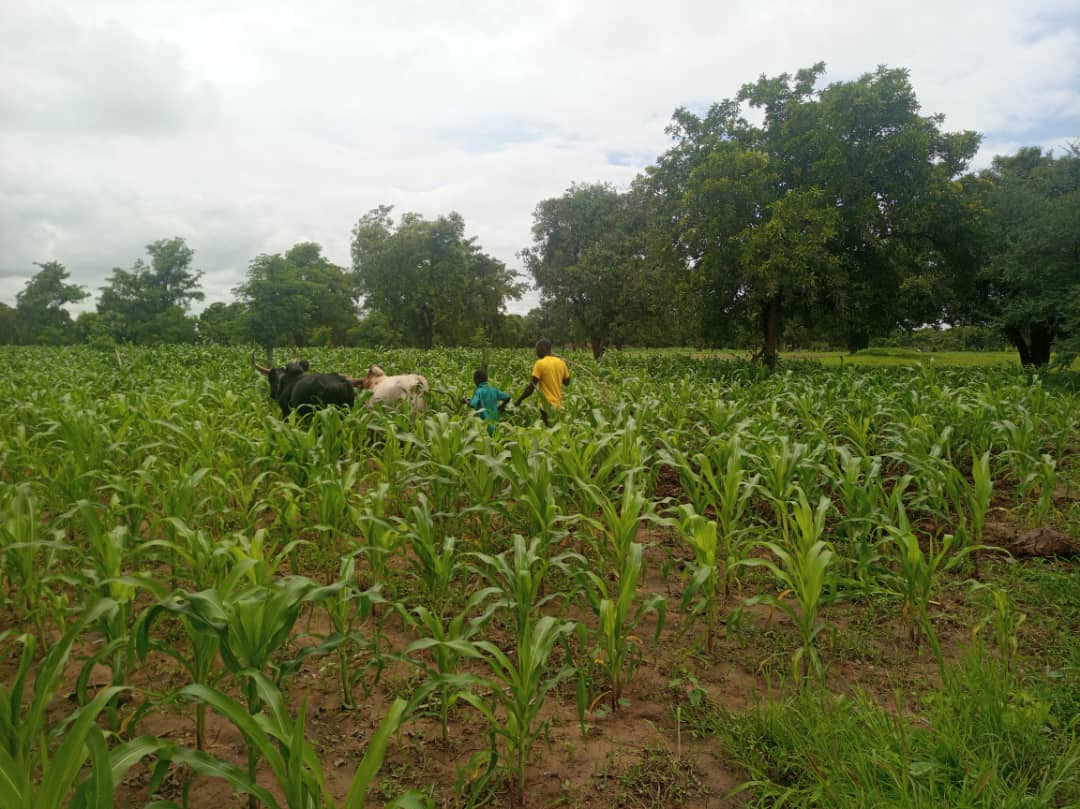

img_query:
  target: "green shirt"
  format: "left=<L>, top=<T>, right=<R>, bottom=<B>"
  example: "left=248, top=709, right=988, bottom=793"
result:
left=470, top=382, right=510, bottom=432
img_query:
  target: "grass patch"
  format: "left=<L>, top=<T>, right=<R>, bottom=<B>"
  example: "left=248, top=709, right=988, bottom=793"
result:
left=712, top=647, right=1080, bottom=808
left=613, top=745, right=710, bottom=808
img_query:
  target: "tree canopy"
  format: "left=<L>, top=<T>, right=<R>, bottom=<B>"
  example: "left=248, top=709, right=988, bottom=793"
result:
left=14, top=261, right=88, bottom=344
left=0, top=61, right=1073, bottom=365
left=351, top=207, right=522, bottom=349
left=234, top=242, right=357, bottom=349
left=648, top=64, right=980, bottom=363
left=522, top=182, right=684, bottom=358
left=93, top=238, right=204, bottom=344
left=975, top=145, right=1080, bottom=367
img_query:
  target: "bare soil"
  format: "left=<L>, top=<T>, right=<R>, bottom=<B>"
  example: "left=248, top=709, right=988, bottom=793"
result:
left=6, top=499, right=1074, bottom=809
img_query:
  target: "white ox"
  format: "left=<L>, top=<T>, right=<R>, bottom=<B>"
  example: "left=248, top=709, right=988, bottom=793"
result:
left=350, top=364, right=429, bottom=411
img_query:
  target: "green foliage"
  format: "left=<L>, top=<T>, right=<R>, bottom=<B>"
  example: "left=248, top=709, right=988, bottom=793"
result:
left=741, top=489, right=836, bottom=685
left=164, top=675, right=413, bottom=809
left=978, top=144, right=1080, bottom=367
left=456, top=614, right=578, bottom=802
left=1, top=345, right=1078, bottom=807
left=650, top=64, right=979, bottom=362
left=0, top=302, right=16, bottom=344
left=876, top=324, right=1009, bottom=353
left=404, top=589, right=498, bottom=743
left=197, top=301, right=248, bottom=344
left=234, top=242, right=357, bottom=349
left=580, top=541, right=666, bottom=711
left=0, top=483, right=69, bottom=637
left=14, top=261, right=88, bottom=345
left=94, top=238, right=203, bottom=344
left=351, top=206, right=522, bottom=348
left=0, top=602, right=167, bottom=809
left=522, top=183, right=680, bottom=358
left=715, top=650, right=1080, bottom=808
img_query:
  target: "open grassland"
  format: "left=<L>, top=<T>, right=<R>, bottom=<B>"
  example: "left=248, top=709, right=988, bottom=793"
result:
left=1, top=345, right=1079, bottom=808
left=689, top=346, right=1080, bottom=368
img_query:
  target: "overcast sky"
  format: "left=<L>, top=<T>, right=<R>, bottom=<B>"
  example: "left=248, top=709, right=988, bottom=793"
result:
left=2, top=0, right=1077, bottom=316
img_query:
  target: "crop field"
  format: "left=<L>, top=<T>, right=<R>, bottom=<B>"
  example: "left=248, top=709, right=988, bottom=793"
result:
left=2, top=345, right=1079, bottom=809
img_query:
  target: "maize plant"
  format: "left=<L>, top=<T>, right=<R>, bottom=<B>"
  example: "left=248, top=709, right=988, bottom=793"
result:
left=883, top=480, right=971, bottom=668
left=151, top=576, right=344, bottom=806
left=0, top=483, right=69, bottom=637
left=166, top=673, right=417, bottom=809
left=580, top=541, right=665, bottom=710
left=135, top=562, right=253, bottom=749
left=456, top=615, right=578, bottom=804
left=579, top=470, right=658, bottom=571
left=349, top=482, right=400, bottom=584
left=398, top=493, right=462, bottom=615
left=470, top=534, right=583, bottom=643
left=666, top=504, right=724, bottom=651
left=0, top=601, right=168, bottom=809
left=404, top=588, right=499, bottom=743
left=317, top=555, right=389, bottom=708
left=501, top=441, right=566, bottom=545
left=741, top=489, right=836, bottom=685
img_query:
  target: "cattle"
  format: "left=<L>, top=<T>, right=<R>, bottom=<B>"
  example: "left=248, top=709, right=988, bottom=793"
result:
left=251, top=352, right=355, bottom=418
left=351, top=364, right=429, bottom=411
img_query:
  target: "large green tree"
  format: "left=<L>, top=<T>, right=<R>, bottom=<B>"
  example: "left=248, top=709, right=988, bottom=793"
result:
left=522, top=182, right=680, bottom=358
left=976, top=145, right=1080, bottom=367
left=14, top=261, right=88, bottom=344
left=351, top=207, right=522, bottom=348
left=96, top=238, right=203, bottom=344
left=234, top=242, right=357, bottom=349
left=649, top=64, right=979, bottom=363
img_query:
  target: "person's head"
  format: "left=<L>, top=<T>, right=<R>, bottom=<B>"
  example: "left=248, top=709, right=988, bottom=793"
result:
left=473, top=368, right=488, bottom=386
left=535, top=338, right=552, bottom=358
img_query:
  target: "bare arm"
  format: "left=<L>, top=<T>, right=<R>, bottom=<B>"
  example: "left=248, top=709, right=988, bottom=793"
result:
left=515, top=376, right=539, bottom=407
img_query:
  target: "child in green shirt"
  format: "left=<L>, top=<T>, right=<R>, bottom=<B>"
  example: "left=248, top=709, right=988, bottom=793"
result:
left=465, top=368, right=511, bottom=435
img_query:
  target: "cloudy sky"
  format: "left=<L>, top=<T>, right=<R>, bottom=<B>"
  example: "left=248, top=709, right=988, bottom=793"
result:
left=2, top=0, right=1078, bottom=315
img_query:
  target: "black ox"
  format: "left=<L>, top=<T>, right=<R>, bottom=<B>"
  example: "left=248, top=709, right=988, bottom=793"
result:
left=251, top=353, right=355, bottom=417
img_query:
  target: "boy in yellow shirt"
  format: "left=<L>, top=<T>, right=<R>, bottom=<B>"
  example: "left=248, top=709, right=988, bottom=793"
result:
left=514, top=338, right=570, bottom=425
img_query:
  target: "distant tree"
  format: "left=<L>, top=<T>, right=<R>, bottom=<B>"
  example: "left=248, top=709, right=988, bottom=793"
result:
left=348, top=311, right=401, bottom=348
left=649, top=64, right=979, bottom=364
left=235, top=242, right=357, bottom=350
left=73, top=311, right=103, bottom=344
left=490, top=313, right=530, bottom=347
left=523, top=301, right=579, bottom=349
left=143, top=238, right=204, bottom=312
left=14, top=261, right=88, bottom=344
left=96, top=238, right=202, bottom=343
left=351, top=207, right=522, bottom=348
left=522, top=183, right=676, bottom=358
left=198, top=302, right=247, bottom=344
left=975, top=145, right=1080, bottom=367
left=0, top=303, right=16, bottom=344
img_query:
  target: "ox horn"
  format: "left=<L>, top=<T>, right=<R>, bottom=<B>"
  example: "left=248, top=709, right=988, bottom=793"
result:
left=251, top=350, right=271, bottom=375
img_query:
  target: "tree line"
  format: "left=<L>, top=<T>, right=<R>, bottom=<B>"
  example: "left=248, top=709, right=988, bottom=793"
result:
left=3, top=63, right=1077, bottom=367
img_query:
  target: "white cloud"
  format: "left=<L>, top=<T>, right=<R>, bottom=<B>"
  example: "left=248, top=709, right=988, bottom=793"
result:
left=1, top=0, right=1077, bottom=317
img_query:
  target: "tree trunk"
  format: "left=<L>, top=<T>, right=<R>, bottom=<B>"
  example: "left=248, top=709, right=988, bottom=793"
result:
left=1006, top=322, right=1054, bottom=367
left=1029, top=322, right=1053, bottom=367
left=590, top=338, right=605, bottom=360
left=846, top=329, right=869, bottom=355
left=761, top=295, right=781, bottom=367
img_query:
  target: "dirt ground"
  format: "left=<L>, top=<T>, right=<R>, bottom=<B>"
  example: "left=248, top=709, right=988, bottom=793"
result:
left=6, top=493, right=1076, bottom=809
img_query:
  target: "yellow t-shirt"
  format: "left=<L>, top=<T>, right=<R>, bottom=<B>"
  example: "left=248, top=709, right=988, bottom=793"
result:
left=531, top=355, right=570, bottom=409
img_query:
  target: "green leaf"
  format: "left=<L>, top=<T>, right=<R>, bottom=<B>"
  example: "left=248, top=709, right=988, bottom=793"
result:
left=342, top=697, right=408, bottom=809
